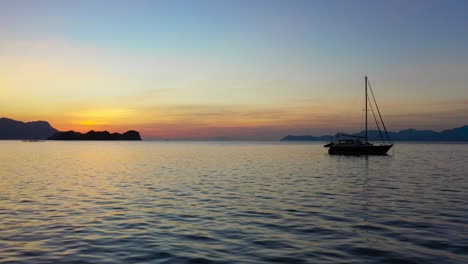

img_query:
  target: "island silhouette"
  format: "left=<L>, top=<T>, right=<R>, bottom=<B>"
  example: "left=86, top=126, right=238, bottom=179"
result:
left=0, top=117, right=141, bottom=140
left=48, top=130, right=141, bottom=140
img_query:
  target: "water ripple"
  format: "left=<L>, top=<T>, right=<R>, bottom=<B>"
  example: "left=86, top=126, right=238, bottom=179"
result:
left=0, top=141, right=467, bottom=263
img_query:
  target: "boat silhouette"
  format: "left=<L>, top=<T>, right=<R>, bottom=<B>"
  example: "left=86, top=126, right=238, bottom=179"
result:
left=324, top=76, right=393, bottom=155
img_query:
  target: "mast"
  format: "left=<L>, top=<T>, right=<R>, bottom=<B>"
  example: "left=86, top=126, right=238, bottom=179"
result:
left=365, top=76, right=368, bottom=143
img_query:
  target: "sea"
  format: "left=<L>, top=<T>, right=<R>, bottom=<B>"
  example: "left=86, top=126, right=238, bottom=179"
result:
left=0, top=141, right=467, bottom=264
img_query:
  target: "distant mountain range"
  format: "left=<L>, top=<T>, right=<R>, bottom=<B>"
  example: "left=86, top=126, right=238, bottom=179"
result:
left=281, top=125, right=468, bottom=141
left=0, top=117, right=58, bottom=139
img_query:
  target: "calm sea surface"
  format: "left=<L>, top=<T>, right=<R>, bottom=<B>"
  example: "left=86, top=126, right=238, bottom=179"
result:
left=0, top=141, right=467, bottom=263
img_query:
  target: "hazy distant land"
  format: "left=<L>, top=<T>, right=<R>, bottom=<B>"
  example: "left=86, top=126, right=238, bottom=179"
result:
left=2, top=117, right=468, bottom=141
left=282, top=125, right=468, bottom=142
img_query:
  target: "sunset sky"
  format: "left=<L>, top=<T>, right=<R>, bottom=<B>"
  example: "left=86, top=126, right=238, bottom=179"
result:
left=1, top=0, right=468, bottom=140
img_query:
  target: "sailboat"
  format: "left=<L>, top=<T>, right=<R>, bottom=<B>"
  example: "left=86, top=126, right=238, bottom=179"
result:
left=324, top=76, right=393, bottom=155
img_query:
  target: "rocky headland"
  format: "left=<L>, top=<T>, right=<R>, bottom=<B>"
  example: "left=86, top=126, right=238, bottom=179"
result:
left=48, top=130, right=141, bottom=140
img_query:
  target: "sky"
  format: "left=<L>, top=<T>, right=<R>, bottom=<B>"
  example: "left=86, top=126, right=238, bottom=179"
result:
left=1, top=0, right=468, bottom=140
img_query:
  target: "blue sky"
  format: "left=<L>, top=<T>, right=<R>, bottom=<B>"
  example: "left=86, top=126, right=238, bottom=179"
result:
left=4, top=1, right=466, bottom=60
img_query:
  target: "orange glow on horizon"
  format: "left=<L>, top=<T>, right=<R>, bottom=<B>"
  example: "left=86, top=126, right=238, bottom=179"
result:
left=79, top=121, right=109, bottom=126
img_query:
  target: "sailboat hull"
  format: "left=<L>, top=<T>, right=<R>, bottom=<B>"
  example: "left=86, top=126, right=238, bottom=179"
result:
left=328, top=144, right=393, bottom=155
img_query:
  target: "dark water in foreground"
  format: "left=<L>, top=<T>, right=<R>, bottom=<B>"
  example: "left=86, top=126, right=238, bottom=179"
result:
left=0, top=141, right=467, bottom=263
